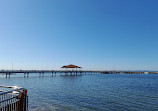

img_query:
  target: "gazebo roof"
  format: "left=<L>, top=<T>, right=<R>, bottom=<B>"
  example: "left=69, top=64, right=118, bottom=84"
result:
left=61, top=64, right=82, bottom=68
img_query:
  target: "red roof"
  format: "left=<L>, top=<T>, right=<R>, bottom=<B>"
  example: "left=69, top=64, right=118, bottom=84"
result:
left=61, top=64, right=82, bottom=68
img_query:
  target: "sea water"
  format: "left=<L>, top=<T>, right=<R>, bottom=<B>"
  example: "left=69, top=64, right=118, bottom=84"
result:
left=0, top=73, right=158, bottom=111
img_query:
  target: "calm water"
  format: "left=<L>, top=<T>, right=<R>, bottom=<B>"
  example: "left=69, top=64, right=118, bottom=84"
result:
left=0, top=73, right=158, bottom=111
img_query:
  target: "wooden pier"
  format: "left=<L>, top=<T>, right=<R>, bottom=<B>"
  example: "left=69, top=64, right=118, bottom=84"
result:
left=0, top=70, right=157, bottom=78
left=0, top=70, right=100, bottom=78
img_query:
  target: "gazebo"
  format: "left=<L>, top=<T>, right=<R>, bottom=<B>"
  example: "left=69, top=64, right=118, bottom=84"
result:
left=61, top=64, right=82, bottom=70
left=61, top=64, right=82, bottom=76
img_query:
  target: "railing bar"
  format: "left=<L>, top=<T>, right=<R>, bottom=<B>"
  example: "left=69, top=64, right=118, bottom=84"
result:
left=0, top=88, right=24, bottom=95
left=13, top=98, right=14, bottom=111
left=17, top=100, right=19, bottom=111
left=8, top=102, right=9, bottom=111
left=6, top=94, right=7, bottom=111
left=14, top=101, right=16, bottom=111
left=0, top=96, right=19, bottom=103
left=2, top=94, right=3, bottom=102
left=14, top=96, right=16, bottom=110
left=0, top=85, right=22, bottom=89
left=27, top=96, right=28, bottom=111
left=7, top=98, right=8, bottom=111
left=14, top=102, right=16, bottom=110
left=11, top=94, right=14, bottom=111
left=15, top=101, right=16, bottom=110
left=9, top=95, right=10, bottom=111
left=12, top=99, right=13, bottom=111
left=10, top=95, right=11, bottom=111
left=0, top=86, right=27, bottom=111
left=4, top=95, right=5, bottom=111
left=14, top=102, right=15, bottom=111
left=4, top=94, right=6, bottom=111
left=11, top=102, right=12, bottom=111
left=16, top=100, right=17, bottom=111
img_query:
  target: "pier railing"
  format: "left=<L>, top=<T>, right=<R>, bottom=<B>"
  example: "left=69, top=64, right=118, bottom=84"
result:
left=0, top=85, right=28, bottom=111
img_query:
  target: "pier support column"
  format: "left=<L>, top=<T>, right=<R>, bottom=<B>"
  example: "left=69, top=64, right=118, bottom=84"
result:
left=42, top=72, right=44, bottom=77
left=9, top=73, right=11, bottom=78
left=6, top=73, right=8, bottom=78
left=75, top=72, right=77, bottom=76
left=39, top=72, right=41, bottom=77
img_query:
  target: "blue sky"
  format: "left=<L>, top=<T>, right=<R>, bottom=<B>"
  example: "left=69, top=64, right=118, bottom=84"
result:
left=0, top=0, right=158, bottom=70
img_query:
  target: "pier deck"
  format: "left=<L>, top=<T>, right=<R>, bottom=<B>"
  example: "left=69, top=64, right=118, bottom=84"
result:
left=0, top=70, right=157, bottom=78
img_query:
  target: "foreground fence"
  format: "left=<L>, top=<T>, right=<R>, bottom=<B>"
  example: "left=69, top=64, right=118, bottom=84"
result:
left=0, top=85, right=28, bottom=111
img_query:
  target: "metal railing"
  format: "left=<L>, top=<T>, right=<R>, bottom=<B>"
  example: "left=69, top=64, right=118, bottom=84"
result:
left=0, top=85, right=28, bottom=111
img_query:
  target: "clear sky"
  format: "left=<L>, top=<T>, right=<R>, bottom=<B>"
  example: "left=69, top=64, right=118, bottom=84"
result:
left=0, top=0, right=158, bottom=70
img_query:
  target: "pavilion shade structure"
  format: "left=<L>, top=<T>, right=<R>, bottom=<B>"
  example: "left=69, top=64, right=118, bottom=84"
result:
left=61, top=64, right=82, bottom=69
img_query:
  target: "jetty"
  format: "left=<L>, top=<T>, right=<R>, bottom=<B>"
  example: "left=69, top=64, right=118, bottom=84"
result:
left=0, top=69, right=157, bottom=78
left=0, top=69, right=100, bottom=78
left=0, top=64, right=157, bottom=78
